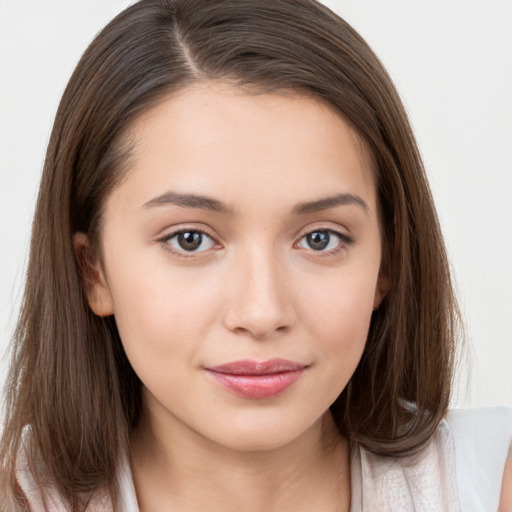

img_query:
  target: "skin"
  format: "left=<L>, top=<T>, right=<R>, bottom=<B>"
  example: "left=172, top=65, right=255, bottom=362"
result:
left=77, top=83, right=387, bottom=512
left=500, top=454, right=512, bottom=512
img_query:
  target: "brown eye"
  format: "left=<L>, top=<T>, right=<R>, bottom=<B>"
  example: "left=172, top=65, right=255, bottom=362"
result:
left=165, top=230, right=216, bottom=253
left=296, top=229, right=352, bottom=254
left=177, top=231, right=203, bottom=251
left=305, top=231, right=330, bottom=250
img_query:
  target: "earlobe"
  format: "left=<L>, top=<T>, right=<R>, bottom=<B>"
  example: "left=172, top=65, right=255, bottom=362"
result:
left=73, top=232, right=114, bottom=317
left=373, top=273, right=390, bottom=310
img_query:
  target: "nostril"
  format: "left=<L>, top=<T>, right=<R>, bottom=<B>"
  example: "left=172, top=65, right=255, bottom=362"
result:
left=221, top=274, right=297, bottom=338
left=231, top=324, right=288, bottom=340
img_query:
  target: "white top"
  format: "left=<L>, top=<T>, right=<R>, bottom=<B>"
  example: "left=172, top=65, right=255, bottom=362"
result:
left=16, top=407, right=512, bottom=512
left=350, top=407, right=512, bottom=511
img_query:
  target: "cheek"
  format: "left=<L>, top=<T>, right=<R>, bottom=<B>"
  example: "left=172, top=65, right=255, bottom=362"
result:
left=306, top=285, right=374, bottom=404
left=107, top=280, right=217, bottom=400
left=103, top=254, right=224, bottom=366
left=299, top=262, right=379, bottom=366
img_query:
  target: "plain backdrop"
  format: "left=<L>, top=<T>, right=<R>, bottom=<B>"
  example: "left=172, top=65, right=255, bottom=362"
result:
left=1, top=0, right=511, bottom=410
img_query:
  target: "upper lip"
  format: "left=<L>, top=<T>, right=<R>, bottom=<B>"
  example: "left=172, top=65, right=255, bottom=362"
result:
left=206, top=359, right=307, bottom=375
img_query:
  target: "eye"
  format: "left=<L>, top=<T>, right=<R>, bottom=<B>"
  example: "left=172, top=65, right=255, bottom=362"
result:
left=162, top=229, right=217, bottom=255
left=296, top=229, right=351, bottom=253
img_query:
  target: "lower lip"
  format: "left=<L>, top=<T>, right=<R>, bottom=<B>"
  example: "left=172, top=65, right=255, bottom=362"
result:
left=206, top=370, right=304, bottom=399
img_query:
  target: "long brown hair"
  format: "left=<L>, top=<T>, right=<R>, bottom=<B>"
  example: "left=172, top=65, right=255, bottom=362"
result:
left=1, top=0, right=461, bottom=509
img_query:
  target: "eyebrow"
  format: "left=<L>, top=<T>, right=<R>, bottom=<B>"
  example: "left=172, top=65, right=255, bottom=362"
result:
left=142, top=190, right=369, bottom=215
left=143, top=191, right=235, bottom=215
left=292, top=193, right=369, bottom=215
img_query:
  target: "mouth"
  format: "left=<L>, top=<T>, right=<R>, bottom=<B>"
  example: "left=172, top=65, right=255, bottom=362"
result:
left=204, top=359, right=308, bottom=399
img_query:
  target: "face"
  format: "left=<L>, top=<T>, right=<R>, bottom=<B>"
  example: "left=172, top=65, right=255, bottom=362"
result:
left=80, top=83, right=387, bottom=452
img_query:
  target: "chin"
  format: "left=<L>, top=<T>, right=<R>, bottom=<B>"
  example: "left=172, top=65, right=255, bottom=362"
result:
left=205, top=414, right=324, bottom=453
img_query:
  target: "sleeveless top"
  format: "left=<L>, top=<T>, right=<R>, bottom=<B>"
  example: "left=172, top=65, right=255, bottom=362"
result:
left=16, top=407, right=512, bottom=512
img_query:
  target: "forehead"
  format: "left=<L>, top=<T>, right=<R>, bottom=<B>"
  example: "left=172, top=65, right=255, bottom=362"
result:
left=110, top=82, right=378, bottom=217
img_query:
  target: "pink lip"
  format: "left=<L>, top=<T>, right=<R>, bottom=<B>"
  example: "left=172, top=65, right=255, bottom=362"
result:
left=205, top=359, right=307, bottom=399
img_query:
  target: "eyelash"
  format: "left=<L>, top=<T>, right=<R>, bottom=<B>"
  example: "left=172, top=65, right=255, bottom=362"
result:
left=294, top=229, right=354, bottom=256
left=157, top=226, right=354, bottom=259
left=158, top=227, right=220, bottom=259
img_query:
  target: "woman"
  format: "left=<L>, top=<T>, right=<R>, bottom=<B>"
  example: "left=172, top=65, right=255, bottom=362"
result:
left=1, top=1, right=511, bottom=510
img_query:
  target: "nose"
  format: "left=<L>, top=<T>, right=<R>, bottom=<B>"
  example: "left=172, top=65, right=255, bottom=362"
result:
left=221, top=244, right=297, bottom=340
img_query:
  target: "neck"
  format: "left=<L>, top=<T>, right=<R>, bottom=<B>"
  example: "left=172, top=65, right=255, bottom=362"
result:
left=130, top=399, right=351, bottom=512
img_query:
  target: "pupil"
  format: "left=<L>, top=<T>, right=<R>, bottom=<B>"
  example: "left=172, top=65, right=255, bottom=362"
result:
left=178, top=231, right=202, bottom=251
left=307, top=231, right=329, bottom=250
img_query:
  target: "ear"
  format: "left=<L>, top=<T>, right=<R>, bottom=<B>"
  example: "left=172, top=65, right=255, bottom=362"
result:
left=73, top=232, right=114, bottom=317
left=373, top=272, right=390, bottom=310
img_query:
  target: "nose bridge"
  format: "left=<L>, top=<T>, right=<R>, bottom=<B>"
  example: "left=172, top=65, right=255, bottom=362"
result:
left=222, top=238, right=295, bottom=339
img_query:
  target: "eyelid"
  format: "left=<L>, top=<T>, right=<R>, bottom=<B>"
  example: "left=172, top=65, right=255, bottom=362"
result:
left=156, top=225, right=222, bottom=258
left=295, top=222, right=353, bottom=242
left=294, top=223, right=354, bottom=256
left=157, top=223, right=218, bottom=240
left=155, top=222, right=353, bottom=259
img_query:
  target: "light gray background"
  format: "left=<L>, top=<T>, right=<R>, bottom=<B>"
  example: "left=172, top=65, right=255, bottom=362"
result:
left=1, top=0, right=511, bottom=409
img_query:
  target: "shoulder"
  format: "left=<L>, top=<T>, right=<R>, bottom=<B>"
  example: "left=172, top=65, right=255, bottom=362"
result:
left=351, top=408, right=512, bottom=512
left=351, top=419, right=459, bottom=511
left=446, top=406, right=512, bottom=444
left=15, top=427, right=119, bottom=512
left=445, top=407, right=512, bottom=512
